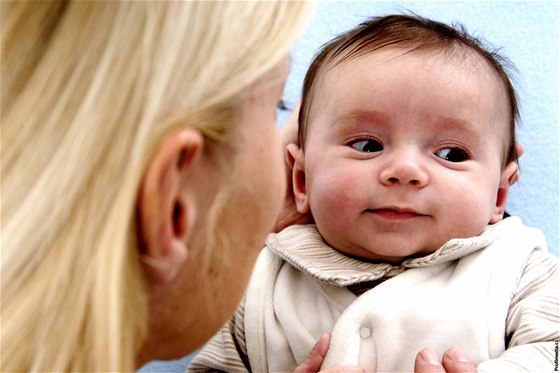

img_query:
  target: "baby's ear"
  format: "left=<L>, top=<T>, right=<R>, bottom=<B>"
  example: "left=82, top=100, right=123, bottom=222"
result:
left=286, top=143, right=310, bottom=214
left=509, top=142, right=524, bottom=186
left=490, top=161, right=519, bottom=224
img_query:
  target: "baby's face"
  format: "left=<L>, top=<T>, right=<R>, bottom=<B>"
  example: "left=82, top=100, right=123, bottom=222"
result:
left=298, top=49, right=515, bottom=263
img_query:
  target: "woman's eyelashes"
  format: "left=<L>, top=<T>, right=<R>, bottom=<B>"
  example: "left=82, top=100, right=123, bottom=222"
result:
left=349, top=138, right=384, bottom=153
left=435, top=147, right=470, bottom=162
left=276, top=99, right=291, bottom=112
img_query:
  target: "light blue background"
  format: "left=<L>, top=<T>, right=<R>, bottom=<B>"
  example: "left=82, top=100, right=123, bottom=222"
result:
left=139, top=1, right=558, bottom=371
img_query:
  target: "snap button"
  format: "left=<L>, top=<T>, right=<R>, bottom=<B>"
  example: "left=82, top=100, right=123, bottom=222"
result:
left=359, top=325, right=372, bottom=339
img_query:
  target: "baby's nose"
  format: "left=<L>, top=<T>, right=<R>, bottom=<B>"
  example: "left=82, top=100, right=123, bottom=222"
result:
left=379, top=151, right=428, bottom=187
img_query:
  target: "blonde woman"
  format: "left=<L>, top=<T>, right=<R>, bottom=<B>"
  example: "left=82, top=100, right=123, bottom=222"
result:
left=1, top=1, right=313, bottom=371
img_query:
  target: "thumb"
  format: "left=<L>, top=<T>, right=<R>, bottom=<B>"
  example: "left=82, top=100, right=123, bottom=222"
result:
left=293, top=333, right=331, bottom=373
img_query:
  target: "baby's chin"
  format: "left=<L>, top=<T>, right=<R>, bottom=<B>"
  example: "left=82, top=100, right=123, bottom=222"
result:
left=319, top=227, right=451, bottom=264
left=359, top=230, right=489, bottom=264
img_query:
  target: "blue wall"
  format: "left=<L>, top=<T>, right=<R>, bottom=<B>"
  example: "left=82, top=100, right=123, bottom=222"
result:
left=280, top=0, right=559, bottom=256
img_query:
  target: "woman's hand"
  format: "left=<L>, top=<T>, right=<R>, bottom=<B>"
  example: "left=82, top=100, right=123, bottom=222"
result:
left=296, top=335, right=477, bottom=373
left=275, top=101, right=314, bottom=232
left=293, top=333, right=330, bottom=373
left=294, top=333, right=369, bottom=373
left=414, top=347, right=478, bottom=373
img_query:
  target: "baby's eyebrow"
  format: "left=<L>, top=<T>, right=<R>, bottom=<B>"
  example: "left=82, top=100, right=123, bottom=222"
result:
left=330, top=110, right=484, bottom=143
left=421, top=114, right=488, bottom=148
left=425, top=114, right=473, bottom=130
left=331, top=109, right=393, bottom=129
left=424, top=114, right=482, bottom=137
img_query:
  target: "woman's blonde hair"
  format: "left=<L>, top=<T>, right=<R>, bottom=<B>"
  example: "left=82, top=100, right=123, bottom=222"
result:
left=1, top=1, right=310, bottom=371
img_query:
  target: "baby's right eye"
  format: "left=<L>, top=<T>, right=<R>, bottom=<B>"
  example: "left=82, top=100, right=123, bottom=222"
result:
left=350, top=139, right=383, bottom=153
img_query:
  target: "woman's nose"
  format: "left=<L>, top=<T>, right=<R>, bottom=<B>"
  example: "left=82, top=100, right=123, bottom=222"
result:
left=379, top=150, right=429, bottom=188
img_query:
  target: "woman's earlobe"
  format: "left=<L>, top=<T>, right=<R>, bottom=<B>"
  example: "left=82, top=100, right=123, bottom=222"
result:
left=137, top=128, right=204, bottom=284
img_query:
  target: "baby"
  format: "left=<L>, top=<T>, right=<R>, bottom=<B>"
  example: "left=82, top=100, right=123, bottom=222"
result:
left=189, top=14, right=559, bottom=372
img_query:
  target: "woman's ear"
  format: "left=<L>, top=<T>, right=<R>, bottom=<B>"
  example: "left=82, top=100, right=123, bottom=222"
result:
left=490, top=161, right=519, bottom=224
left=286, top=143, right=310, bottom=214
left=138, top=128, right=204, bottom=284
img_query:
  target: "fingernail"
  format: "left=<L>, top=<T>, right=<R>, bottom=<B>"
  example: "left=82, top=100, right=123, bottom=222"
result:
left=318, top=332, right=329, bottom=344
left=444, top=347, right=469, bottom=362
left=420, top=349, right=440, bottom=364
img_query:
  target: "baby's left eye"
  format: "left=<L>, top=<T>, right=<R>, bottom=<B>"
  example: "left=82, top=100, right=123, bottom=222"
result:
left=435, top=147, right=469, bottom=162
left=350, top=139, right=383, bottom=153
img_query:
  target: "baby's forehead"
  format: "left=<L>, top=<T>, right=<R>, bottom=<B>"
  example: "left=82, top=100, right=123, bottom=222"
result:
left=312, top=46, right=512, bottom=141
left=325, top=45, right=498, bottom=82
left=317, top=45, right=509, bottom=112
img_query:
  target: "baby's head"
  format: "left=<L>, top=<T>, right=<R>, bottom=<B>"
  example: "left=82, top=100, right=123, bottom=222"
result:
left=290, top=14, right=521, bottom=263
left=299, top=14, right=518, bottom=165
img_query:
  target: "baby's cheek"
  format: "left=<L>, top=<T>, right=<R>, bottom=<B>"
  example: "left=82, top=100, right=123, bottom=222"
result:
left=309, top=185, right=354, bottom=229
left=445, top=198, right=494, bottom=240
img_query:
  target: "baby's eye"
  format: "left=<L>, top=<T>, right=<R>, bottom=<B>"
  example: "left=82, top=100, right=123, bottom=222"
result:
left=350, top=139, right=383, bottom=153
left=435, top=147, right=469, bottom=162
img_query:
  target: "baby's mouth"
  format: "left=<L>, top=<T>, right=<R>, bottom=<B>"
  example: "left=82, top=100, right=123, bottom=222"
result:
left=365, top=207, right=425, bottom=220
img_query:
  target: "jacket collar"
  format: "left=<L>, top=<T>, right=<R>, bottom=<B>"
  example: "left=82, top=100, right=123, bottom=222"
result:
left=266, top=219, right=517, bottom=286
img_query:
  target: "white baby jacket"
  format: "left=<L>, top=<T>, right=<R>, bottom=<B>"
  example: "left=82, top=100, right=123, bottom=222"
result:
left=189, top=217, right=559, bottom=372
